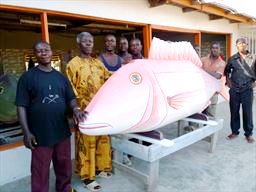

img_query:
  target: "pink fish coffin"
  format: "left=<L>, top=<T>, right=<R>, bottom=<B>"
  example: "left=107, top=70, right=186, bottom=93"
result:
left=79, top=38, right=221, bottom=135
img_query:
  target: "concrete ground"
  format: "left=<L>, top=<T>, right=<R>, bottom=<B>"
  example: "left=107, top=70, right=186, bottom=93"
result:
left=1, top=101, right=256, bottom=192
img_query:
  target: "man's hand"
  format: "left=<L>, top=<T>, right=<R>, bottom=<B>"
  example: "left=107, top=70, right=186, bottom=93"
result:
left=73, top=108, right=88, bottom=124
left=17, top=106, right=37, bottom=149
left=23, top=132, right=37, bottom=150
left=208, top=71, right=222, bottom=79
left=226, top=78, right=232, bottom=88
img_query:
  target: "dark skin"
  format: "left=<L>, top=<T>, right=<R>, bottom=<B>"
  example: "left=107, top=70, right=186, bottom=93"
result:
left=105, top=34, right=116, bottom=53
left=130, top=39, right=143, bottom=59
left=238, top=41, right=256, bottom=88
left=79, top=35, right=94, bottom=58
left=204, top=44, right=222, bottom=79
left=119, top=38, right=132, bottom=64
left=17, top=42, right=86, bottom=149
left=119, top=38, right=129, bottom=53
left=226, top=41, right=248, bottom=88
left=210, top=44, right=221, bottom=59
left=100, top=35, right=123, bottom=66
left=236, top=40, right=248, bottom=58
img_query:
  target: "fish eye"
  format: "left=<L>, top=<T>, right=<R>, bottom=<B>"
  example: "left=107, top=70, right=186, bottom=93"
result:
left=129, top=72, right=142, bottom=85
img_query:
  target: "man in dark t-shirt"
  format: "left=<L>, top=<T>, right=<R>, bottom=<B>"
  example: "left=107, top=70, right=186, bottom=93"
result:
left=15, top=41, right=86, bottom=192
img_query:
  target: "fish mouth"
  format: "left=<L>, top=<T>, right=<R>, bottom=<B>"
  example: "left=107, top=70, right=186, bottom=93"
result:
left=79, top=123, right=112, bottom=130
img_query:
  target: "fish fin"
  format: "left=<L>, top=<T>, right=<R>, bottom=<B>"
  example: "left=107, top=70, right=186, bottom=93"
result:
left=218, top=76, right=229, bottom=101
left=149, top=37, right=202, bottom=67
left=167, top=91, right=201, bottom=110
left=167, top=96, right=183, bottom=109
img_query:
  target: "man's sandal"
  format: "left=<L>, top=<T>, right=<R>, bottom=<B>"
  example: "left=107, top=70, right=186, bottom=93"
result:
left=246, top=136, right=255, bottom=143
left=97, top=171, right=112, bottom=179
left=84, top=180, right=102, bottom=192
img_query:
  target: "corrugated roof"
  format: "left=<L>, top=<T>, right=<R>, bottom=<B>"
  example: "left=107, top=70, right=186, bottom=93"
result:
left=202, top=0, right=256, bottom=20
left=148, top=0, right=256, bottom=24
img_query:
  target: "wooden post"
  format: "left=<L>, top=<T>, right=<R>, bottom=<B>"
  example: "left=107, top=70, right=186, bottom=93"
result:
left=40, top=12, right=49, bottom=43
left=143, top=24, right=152, bottom=58
left=194, top=32, right=201, bottom=56
left=0, top=51, right=4, bottom=75
left=226, top=34, right=232, bottom=59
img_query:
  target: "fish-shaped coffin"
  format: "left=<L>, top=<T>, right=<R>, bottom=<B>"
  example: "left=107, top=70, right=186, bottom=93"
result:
left=79, top=38, right=221, bottom=135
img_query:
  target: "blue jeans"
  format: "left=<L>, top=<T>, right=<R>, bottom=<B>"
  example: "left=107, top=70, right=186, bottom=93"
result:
left=229, top=88, right=254, bottom=137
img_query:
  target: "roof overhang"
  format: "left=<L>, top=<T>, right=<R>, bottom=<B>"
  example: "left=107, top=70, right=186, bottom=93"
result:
left=148, top=0, right=256, bottom=25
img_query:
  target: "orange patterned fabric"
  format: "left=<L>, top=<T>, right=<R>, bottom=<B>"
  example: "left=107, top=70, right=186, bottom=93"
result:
left=66, top=56, right=112, bottom=180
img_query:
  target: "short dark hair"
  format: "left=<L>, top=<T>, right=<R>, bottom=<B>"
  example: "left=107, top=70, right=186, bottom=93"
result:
left=105, top=34, right=116, bottom=40
left=130, top=38, right=141, bottom=44
left=119, top=36, right=128, bottom=41
left=33, top=41, right=50, bottom=51
left=236, top=37, right=247, bottom=44
left=210, top=41, right=221, bottom=48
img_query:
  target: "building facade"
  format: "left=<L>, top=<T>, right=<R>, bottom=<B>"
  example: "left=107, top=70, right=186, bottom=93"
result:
left=0, top=0, right=255, bottom=185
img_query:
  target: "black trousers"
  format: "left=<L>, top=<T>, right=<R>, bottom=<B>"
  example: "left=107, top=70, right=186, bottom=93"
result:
left=229, top=87, right=254, bottom=137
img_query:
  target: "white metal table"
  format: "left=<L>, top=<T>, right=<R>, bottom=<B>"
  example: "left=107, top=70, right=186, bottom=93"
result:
left=112, top=118, right=223, bottom=192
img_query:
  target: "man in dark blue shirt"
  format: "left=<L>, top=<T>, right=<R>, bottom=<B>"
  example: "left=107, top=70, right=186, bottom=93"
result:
left=16, top=41, right=86, bottom=192
left=224, top=37, right=256, bottom=143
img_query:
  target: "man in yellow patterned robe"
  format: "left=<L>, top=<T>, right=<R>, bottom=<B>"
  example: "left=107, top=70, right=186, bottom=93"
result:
left=66, top=32, right=112, bottom=192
